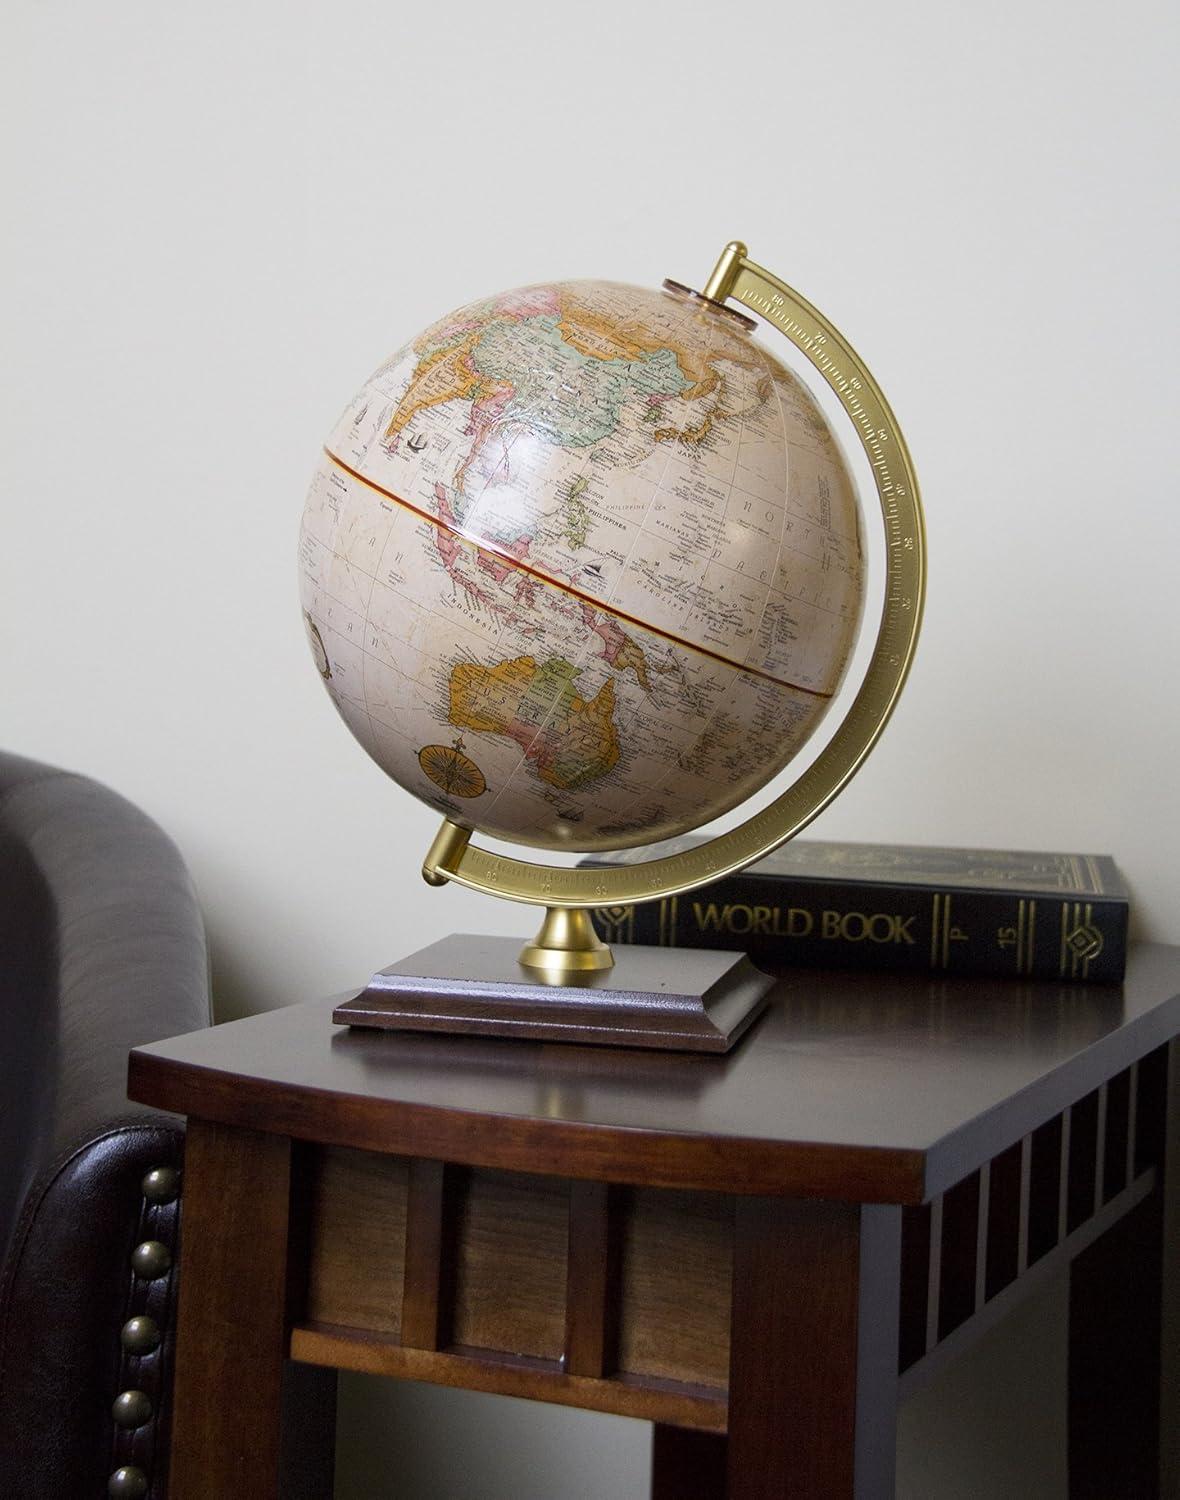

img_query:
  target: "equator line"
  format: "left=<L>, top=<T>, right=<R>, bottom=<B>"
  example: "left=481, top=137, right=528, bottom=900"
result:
left=322, top=447, right=832, bottom=699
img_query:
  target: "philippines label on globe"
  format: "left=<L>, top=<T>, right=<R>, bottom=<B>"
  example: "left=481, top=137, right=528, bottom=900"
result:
left=298, top=279, right=866, bottom=853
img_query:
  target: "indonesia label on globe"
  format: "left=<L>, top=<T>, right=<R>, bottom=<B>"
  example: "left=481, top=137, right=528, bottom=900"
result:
left=298, top=279, right=865, bottom=852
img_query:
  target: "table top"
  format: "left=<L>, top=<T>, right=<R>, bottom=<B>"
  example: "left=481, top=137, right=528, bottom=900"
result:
left=127, top=941, right=1180, bottom=1205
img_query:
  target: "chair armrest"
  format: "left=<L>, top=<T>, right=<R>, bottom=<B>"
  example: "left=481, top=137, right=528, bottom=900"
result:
left=0, top=752, right=210, bottom=1497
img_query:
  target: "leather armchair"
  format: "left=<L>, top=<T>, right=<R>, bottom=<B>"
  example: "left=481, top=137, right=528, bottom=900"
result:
left=0, top=752, right=210, bottom=1498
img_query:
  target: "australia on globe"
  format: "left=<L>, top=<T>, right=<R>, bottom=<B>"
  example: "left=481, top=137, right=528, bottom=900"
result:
left=298, top=278, right=866, bottom=852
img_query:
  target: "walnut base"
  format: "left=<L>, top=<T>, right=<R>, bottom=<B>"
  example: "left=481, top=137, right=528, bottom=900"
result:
left=332, top=935, right=773, bottom=1053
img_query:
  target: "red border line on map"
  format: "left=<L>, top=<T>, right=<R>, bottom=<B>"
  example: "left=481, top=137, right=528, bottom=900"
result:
left=322, top=446, right=832, bottom=699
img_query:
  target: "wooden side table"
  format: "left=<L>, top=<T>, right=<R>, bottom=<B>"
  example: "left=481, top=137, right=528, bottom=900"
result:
left=127, top=943, right=1180, bottom=1499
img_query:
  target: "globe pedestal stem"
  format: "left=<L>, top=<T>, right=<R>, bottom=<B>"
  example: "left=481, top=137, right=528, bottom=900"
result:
left=519, top=907, right=614, bottom=975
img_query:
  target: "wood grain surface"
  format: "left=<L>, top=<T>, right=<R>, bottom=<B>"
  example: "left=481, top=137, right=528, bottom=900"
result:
left=617, top=1186, right=733, bottom=1389
left=335, top=934, right=771, bottom=1052
left=290, top=1324, right=727, bottom=1432
left=130, top=944, right=1180, bottom=1205
left=145, top=962, right=1178, bottom=1500
left=304, top=1147, right=407, bottom=1333
left=450, top=1167, right=569, bottom=1359
left=726, top=1198, right=901, bottom=1498
left=169, top=1121, right=293, bottom=1499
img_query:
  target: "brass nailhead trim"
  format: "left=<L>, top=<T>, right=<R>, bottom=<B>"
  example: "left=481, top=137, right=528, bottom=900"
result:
left=112, top=1389, right=153, bottom=1428
left=141, top=1166, right=180, bottom=1205
left=112, top=1164, right=180, bottom=1492
left=131, top=1239, right=173, bottom=1279
left=120, top=1314, right=161, bottom=1356
left=108, top=1465, right=149, bottom=1498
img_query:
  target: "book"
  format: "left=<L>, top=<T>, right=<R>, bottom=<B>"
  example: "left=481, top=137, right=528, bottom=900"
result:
left=582, top=838, right=1129, bottom=983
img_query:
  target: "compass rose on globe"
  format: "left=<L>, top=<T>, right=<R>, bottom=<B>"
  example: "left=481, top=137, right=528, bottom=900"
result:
left=298, top=242, right=925, bottom=1051
left=418, top=738, right=487, bottom=801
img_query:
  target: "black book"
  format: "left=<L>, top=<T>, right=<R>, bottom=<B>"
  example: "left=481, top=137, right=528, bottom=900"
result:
left=583, top=838, right=1129, bottom=984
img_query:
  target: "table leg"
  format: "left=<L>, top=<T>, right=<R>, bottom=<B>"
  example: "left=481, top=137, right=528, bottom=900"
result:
left=170, top=1118, right=297, bottom=1500
left=280, top=1362, right=339, bottom=1499
left=726, top=1198, right=901, bottom=1500
left=1068, top=1183, right=1163, bottom=1498
left=651, top=1424, right=727, bottom=1499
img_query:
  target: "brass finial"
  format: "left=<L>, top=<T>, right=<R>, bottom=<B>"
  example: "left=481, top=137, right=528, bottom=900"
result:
left=702, top=240, right=748, bottom=303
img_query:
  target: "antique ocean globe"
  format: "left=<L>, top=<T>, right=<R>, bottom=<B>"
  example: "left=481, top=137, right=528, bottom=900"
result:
left=298, top=242, right=925, bottom=1050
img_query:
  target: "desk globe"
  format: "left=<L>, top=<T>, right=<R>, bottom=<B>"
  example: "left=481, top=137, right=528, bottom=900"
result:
left=299, top=242, right=925, bottom=1050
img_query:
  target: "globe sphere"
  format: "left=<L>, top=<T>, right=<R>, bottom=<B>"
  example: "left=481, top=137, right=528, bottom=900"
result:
left=299, top=279, right=865, bottom=852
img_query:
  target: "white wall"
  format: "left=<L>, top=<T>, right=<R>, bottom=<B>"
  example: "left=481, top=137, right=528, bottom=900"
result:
left=4, top=2, right=1176, bottom=1495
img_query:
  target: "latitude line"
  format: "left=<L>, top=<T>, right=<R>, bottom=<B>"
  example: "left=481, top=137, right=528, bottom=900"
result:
left=322, top=446, right=833, bottom=701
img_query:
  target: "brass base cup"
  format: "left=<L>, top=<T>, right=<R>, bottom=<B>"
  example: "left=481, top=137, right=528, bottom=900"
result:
left=518, top=907, right=614, bottom=974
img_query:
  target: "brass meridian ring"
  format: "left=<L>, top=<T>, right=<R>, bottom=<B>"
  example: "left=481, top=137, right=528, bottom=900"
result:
left=423, top=242, right=926, bottom=909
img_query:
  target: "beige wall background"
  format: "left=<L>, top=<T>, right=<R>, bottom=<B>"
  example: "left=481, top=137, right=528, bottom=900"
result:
left=3, top=1, right=1177, bottom=1494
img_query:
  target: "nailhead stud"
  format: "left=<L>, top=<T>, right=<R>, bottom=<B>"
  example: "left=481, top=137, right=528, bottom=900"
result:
left=108, top=1466, right=149, bottom=1498
left=112, top=1389, right=153, bottom=1428
left=141, top=1166, right=180, bottom=1204
left=131, top=1239, right=173, bottom=1279
left=120, top=1316, right=161, bottom=1356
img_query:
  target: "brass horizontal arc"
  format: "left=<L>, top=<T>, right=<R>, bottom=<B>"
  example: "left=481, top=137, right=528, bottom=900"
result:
left=322, top=447, right=830, bottom=699
left=439, top=254, right=925, bottom=909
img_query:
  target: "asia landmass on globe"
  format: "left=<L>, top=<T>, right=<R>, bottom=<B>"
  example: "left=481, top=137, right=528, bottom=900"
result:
left=299, top=280, right=864, bottom=854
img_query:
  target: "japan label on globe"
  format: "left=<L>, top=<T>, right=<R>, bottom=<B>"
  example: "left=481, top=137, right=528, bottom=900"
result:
left=298, top=279, right=865, bottom=852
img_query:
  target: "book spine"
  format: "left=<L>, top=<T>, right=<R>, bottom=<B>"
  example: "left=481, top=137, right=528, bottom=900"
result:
left=590, top=876, right=1128, bottom=983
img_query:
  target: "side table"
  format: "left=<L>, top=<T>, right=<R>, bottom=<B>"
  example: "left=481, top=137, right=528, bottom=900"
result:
left=127, top=942, right=1180, bottom=1499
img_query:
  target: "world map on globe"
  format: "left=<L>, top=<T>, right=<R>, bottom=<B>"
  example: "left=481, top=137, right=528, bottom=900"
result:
left=298, top=279, right=865, bottom=852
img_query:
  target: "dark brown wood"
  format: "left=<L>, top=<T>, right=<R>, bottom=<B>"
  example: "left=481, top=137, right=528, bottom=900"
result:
left=1067, top=1041, right=1171, bottom=1498
left=335, top=935, right=773, bottom=1053
left=279, top=1144, right=340, bottom=1498
left=902, top=1167, right=1155, bottom=1401
left=296, top=1149, right=734, bottom=1392
left=925, top=1196, right=943, bottom=1354
left=304, top=1146, right=408, bottom=1332
left=1127, top=1060, right=1140, bottom=1182
left=400, top=1159, right=450, bottom=1350
left=898, top=1202, right=932, bottom=1372
left=170, top=1119, right=292, bottom=1500
left=726, top=1197, right=901, bottom=1499
left=130, top=951, right=1180, bottom=1500
left=565, top=1181, right=618, bottom=1378
left=1027, top=1113, right=1064, bottom=1265
left=1102, top=1066, right=1131, bottom=1200
left=278, top=1362, right=338, bottom=1500
left=1017, top=1130, right=1032, bottom=1272
left=937, top=1169, right=981, bottom=1340
left=983, top=1139, right=1024, bottom=1300
left=617, top=1187, right=732, bottom=1389
left=1134, top=1043, right=1169, bottom=1174
left=1092, top=1082, right=1107, bottom=1208
left=651, top=1424, right=728, bottom=1499
left=450, top=1168, right=569, bottom=1359
left=1069, top=1182, right=1165, bottom=1497
left=972, top=1162, right=990, bottom=1314
left=290, top=1323, right=727, bottom=1431
left=1067, top=1089, right=1100, bottom=1232
left=130, top=944, right=1180, bottom=1203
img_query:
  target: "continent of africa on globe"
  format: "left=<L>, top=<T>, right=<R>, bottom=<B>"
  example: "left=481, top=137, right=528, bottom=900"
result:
left=298, top=279, right=865, bottom=852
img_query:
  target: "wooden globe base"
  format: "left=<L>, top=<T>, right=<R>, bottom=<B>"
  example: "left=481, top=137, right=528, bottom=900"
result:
left=333, top=933, right=773, bottom=1053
